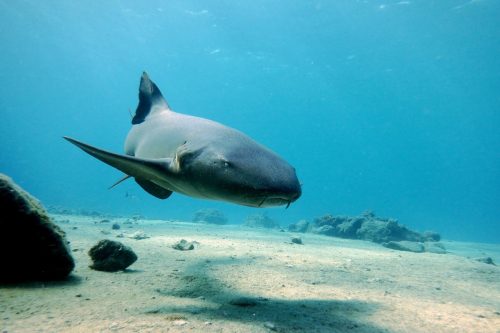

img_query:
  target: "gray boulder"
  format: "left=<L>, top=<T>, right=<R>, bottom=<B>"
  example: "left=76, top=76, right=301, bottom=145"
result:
left=0, top=174, right=75, bottom=282
left=192, top=208, right=228, bottom=225
left=88, top=240, right=137, bottom=272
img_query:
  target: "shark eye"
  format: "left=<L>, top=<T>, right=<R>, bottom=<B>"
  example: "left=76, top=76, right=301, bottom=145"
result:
left=222, top=160, right=232, bottom=168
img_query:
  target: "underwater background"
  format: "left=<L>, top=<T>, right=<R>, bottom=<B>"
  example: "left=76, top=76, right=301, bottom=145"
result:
left=0, top=0, right=498, bottom=243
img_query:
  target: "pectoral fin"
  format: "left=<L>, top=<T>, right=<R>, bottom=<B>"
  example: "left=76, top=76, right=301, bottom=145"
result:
left=64, top=136, right=175, bottom=183
left=135, top=178, right=173, bottom=199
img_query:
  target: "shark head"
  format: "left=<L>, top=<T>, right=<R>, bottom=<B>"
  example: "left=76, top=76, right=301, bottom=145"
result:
left=173, top=137, right=302, bottom=207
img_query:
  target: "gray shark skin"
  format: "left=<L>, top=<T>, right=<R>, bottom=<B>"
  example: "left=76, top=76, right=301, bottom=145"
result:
left=64, top=72, right=301, bottom=208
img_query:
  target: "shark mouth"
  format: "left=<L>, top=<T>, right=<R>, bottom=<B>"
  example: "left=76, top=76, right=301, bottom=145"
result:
left=257, top=196, right=294, bottom=208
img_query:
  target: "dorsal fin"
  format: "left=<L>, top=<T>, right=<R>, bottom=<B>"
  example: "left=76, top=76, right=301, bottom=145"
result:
left=132, top=72, right=170, bottom=125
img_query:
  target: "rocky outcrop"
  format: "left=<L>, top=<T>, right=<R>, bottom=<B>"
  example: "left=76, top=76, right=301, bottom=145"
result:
left=88, top=240, right=137, bottom=272
left=0, top=174, right=75, bottom=282
left=288, top=211, right=444, bottom=253
left=288, top=219, right=310, bottom=233
left=244, top=213, right=280, bottom=229
left=192, top=208, right=228, bottom=225
left=382, top=240, right=425, bottom=253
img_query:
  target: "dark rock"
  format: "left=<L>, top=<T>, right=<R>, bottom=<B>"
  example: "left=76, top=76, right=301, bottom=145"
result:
left=291, top=236, right=303, bottom=244
left=88, top=240, right=137, bottom=272
left=0, top=174, right=75, bottom=282
left=288, top=219, right=310, bottom=233
left=173, top=239, right=195, bottom=251
left=382, top=241, right=425, bottom=253
left=474, top=257, right=495, bottom=265
left=112, top=223, right=121, bottom=230
left=244, top=213, right=280, bottom=229
left=192, top=208, right=228, bottom=225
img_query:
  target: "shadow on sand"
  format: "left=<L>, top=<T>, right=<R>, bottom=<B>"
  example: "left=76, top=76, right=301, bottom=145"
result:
left=146, top=258, right=387, bottom=333
left=0, top=274, right=83, bottom=288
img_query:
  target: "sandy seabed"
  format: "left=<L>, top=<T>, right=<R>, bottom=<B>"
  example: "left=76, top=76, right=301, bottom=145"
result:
left=1, top=214, right=499, bottom=333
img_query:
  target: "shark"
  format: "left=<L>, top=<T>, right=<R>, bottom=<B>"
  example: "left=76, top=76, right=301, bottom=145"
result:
left=64, top=72, right=301, bottom=208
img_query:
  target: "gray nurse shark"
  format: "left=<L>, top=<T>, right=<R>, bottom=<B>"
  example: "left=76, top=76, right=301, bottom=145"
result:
left=64, top=72, right=301, bottom=208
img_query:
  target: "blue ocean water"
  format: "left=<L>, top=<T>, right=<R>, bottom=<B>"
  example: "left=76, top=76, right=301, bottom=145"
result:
left=0, top=1, right=498, bottom=243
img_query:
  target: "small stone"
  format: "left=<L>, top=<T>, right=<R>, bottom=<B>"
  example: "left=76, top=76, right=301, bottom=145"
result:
left=88, top=240, right=137, bottom=272
left=172, top=319, right=188, bottom=326
left=172, top=239, right=195, bottom=251
left=112, top=223, right=121, bottom=230
left=128, top=230, right=149, bottom=240
left=291, top=236, right=303, bottom=245
left=264, top=321, right=277, bottom=331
